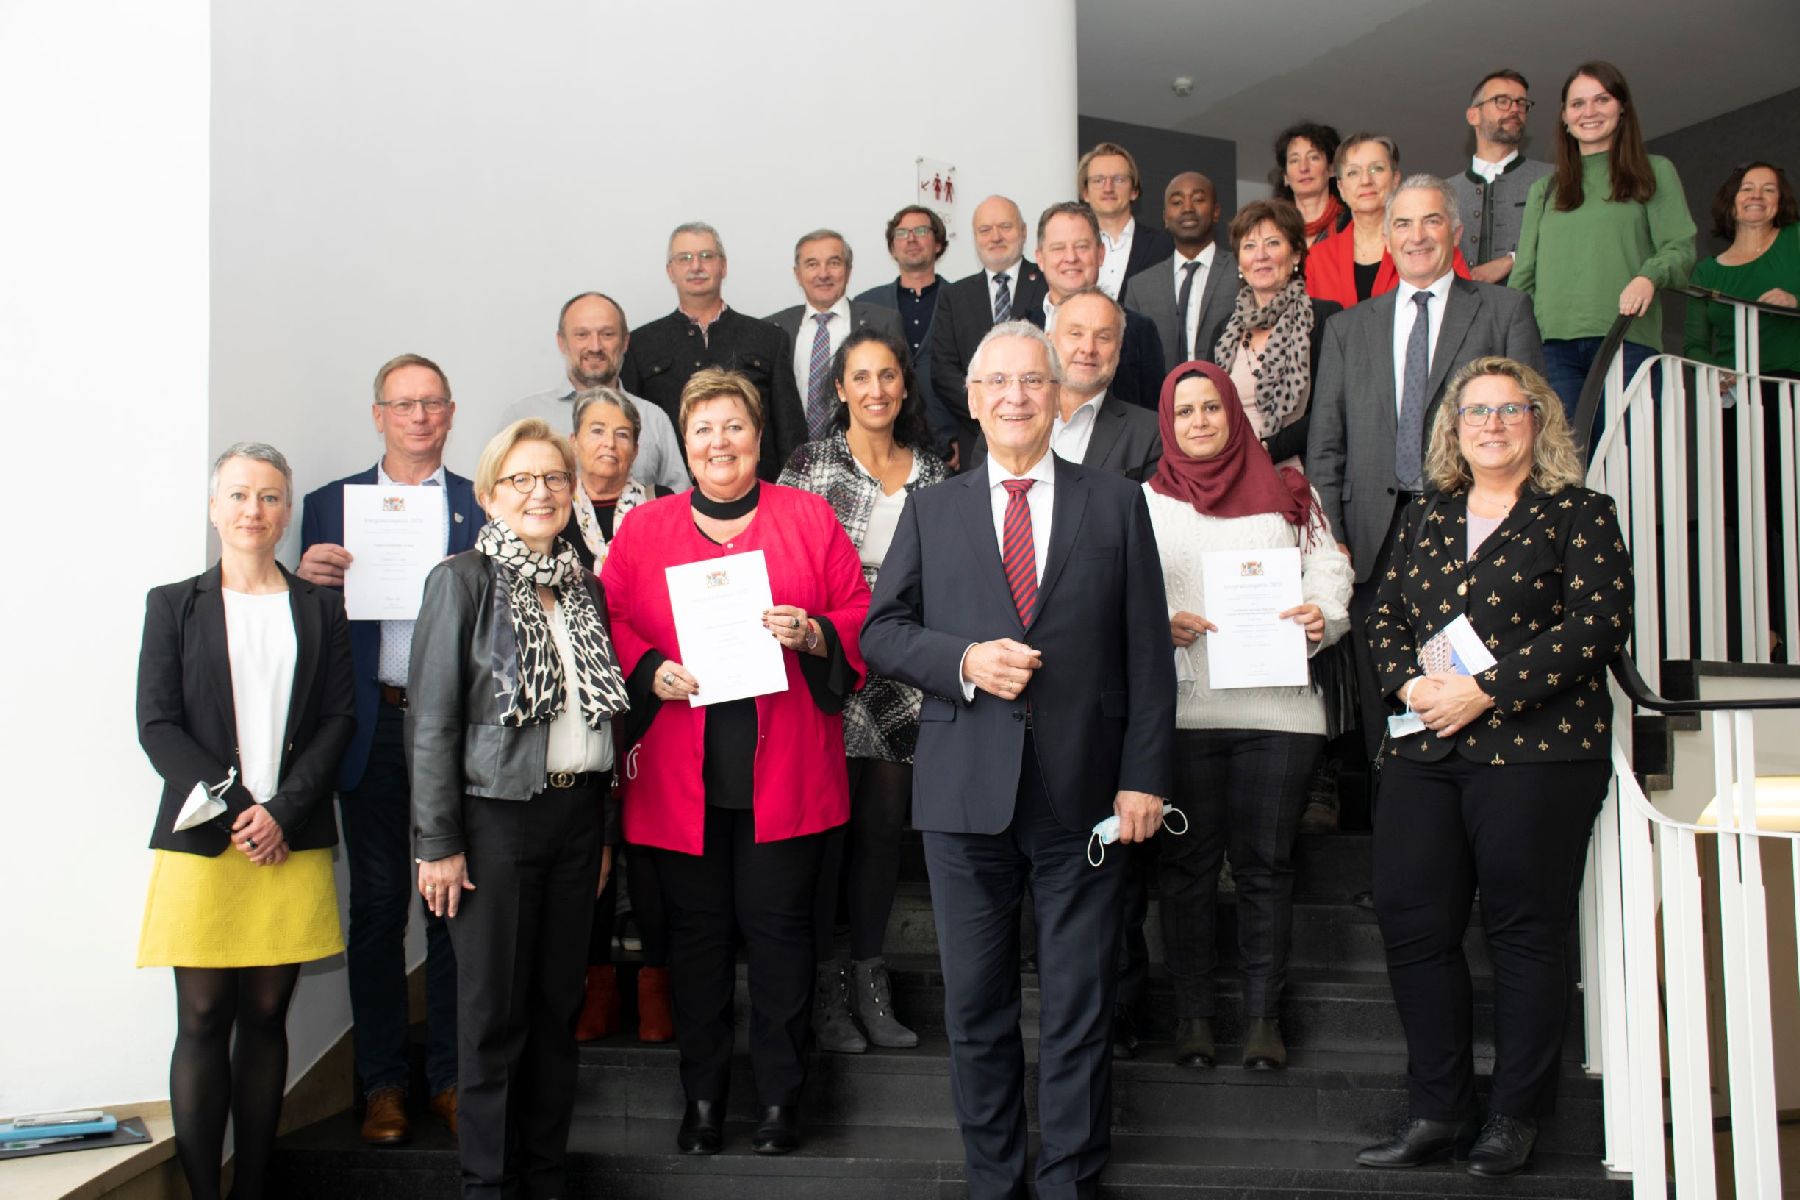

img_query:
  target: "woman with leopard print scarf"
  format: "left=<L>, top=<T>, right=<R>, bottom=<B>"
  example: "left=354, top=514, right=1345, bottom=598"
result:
left=409, top=418, right=631, bottom=1198
left=1211, top=197, right=1344, bottom=471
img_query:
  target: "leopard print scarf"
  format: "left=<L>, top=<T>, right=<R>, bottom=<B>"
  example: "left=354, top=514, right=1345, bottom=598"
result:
left=475, top=520, right=629, bottom=728
left=570, top=478, right=651, bottom=568
left=1214, top=275, right=1316, bottom=431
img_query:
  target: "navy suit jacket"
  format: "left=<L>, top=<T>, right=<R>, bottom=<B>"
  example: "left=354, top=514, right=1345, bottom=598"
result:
left=299, top=464, right=483, bottom=790
left=862, top=455, right=1174, bottom=833
left=1023, top=303, right=1166, bottom=413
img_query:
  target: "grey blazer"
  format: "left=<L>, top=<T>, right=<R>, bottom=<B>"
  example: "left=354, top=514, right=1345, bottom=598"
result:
left=970, top=393, right=1162, bottom=483
left=767, top=300, right=902, bottom=346
left=1121, top=247, right=1237, bottom=366
left=1305, top=276, right=1545, bottom=582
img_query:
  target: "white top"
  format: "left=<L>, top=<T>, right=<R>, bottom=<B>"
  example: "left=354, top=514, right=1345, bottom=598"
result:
left=1142, top=486, right=1353, bottom=734
left=1097, top=218, right=1136, bottom=299
left=1041, top=293, right=1060, bottom=334
left=544, top=602, right=615, bottom=774
left=1471, top=150, right=1519, bottom=184
left=1467, top=511, right=1504, bottom=559
left=790, top=297, right=853, bottom=399
left=501, top=385, right=689, bottom=494
left=1391, top=270, right=1456, bottom=416
left=223, top=589, right=298, bottom=805
left=858, top=455, right=921, bottom=569
left=1171, top=243, right=1217, bottom=359
left=1051, top=392, right=1106, bottom=465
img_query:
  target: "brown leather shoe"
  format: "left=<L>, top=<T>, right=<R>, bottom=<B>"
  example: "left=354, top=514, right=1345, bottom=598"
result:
left=428, top=1086, right=458, bottom=1139
left=360, top=1087, right=410, bottom=1145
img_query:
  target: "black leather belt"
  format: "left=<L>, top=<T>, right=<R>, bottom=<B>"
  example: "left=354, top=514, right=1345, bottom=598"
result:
left=380, top=684, right=408, bottom=710
left=545, top=771, right=600, bottom=790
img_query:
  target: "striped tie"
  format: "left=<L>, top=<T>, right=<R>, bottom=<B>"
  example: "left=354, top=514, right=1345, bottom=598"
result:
left=806, top=312, right=833, bottom=438
left=992, top=272, right=1011, bottom=324
left=1001, top=479, right=1037, bottom=624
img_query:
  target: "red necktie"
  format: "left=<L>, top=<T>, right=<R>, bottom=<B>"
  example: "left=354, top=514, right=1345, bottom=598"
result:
left=1001, top=479, right=1037, bottom=625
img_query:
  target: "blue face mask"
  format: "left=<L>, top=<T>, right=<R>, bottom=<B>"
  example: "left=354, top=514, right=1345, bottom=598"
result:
left=1087, top=804, right=1188, bottom=866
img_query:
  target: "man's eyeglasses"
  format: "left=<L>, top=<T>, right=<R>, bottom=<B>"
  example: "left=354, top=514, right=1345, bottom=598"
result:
left=500, top=471, right=574, bottom=493
left=1458, top=402, right=1536, bottom=426
left=1475, top=95, right=1533, bottom=114
left=378, top=398, right=451, bottom=416
left=1084, top=173, right=1132, bottom=189
left=893, top=225, right=937, bottom=242
left=972, top=372, right=1051, bottom=393
left=669, top=250, right=723, bottom=265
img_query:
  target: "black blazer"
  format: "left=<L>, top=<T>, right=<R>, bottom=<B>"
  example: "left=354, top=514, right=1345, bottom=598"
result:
left=1117, top=222, right=1176, bottom=287
left=137, top=564, right=355, bottom=855
left=1367, top=487, right=1632, bottom=765
left=862, top=455, right=1175, bottom=833
left=928, top=261, right=1047, bottom=463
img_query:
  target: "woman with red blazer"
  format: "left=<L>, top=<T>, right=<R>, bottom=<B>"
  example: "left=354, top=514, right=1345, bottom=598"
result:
left=602, top=368, right=870, bottom=1158
left=1307, top=133, right=1470, bottom=309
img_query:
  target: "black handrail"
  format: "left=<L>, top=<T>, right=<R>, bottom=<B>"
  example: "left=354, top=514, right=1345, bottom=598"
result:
left=1611, top=653, right=1800, bottom=714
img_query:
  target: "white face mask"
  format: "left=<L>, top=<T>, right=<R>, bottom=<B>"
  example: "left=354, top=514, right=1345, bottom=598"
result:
left=1087, top=804, right=1189, bottom=867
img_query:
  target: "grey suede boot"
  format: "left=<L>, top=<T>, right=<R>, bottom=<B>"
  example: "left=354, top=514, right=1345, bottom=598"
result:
left=812, top=960, right=867, bottom=1054
left=851, top=957, right=919, bottom=1048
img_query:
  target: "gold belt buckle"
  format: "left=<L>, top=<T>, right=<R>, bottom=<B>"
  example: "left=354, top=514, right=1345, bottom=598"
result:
left=548, top=770, right=576, bottom=789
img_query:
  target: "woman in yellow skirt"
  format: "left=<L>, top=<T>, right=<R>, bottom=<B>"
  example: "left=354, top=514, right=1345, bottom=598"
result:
left=136, top=442, right=354, bottom=1200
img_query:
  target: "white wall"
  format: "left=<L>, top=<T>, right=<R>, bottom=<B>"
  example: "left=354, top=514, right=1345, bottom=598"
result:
left=0, top=0, right=1077, bottom=1118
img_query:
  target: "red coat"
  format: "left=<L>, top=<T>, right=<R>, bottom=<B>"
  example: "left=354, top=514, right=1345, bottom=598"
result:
left=600, top=485, right=870, bottom=855
left=1304, top=224, right=1469, bottom=309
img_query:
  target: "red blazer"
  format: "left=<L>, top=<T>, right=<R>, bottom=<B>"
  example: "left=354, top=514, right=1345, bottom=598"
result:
left=1304, top=224, right=1469, bottom=309
left=601, top=485, right=870, bottom=855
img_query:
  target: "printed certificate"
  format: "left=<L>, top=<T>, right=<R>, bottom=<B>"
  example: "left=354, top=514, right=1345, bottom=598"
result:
left=665, top=550, right=787, bottom=706
left=342, top=484, right=446, bottom=620
left=1199, top=546, right=1307, bottom=689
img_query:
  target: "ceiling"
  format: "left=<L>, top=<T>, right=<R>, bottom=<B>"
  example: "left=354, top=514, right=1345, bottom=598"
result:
left=1076, top=0, right=1800, bottom=185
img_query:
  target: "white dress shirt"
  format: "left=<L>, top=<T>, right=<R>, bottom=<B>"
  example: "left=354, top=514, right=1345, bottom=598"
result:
left=1097, top=218, right=1136, bottom=299
left=791, top=297, right=853, bottom=399
left=1051, top=392, right=1106, bottom=465
left=1172, top=243, right=1216, bottom=360
left=1470, top=150, right=1519, bottom=184
left=961, top=449, right=1056, bottom=697
left=1391, top=270, right=1457, bottom=416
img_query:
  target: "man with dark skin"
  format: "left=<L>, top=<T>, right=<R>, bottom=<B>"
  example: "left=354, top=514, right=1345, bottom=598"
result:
left=1123, top=172, right=1237, bottom=368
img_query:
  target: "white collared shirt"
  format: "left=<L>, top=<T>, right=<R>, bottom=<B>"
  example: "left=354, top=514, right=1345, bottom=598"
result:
left=1051, top=392, right=1106, bottom=465
left=1172, top=243, right=1216, bottom=359
left=1041, top=293, right=1059, bottom=334
left=1470, top=150, right=1519, bottom=184
left=791, top=296, right=853, bottom=398
left=1391, top=271, right=1457, bottom=416
left=1097, top=218, right=1136, bottom=299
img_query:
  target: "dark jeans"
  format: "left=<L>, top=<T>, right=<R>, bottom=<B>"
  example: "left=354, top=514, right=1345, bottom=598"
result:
left=447, top=779, right=605, bottom=1200
left=1541, top=336, right=1655, bottom=432
left=339, top=705, right=458, bottom=1096
left=813, top=756, right=911, bottom=961
left=653, top=806, right=827, bottom=1107
left=1373, top=755, right=1608, bottom=1120
left=1158, top=728, right=1323, bottom=1019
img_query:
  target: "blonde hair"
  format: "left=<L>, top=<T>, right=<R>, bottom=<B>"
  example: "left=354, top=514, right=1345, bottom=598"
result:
left=1425, top=357, right=1584, bottom=494
left=474, top=418, right=578, bottom=501
left=678, top=368, right=764, bottom=439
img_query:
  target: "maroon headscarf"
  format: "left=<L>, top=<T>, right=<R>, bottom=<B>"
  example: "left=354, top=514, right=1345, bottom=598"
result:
left=1148, top=360, right=1320, bottom=538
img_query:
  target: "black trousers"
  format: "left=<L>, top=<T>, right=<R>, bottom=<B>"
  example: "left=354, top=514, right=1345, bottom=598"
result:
left=446, top=779, right=604, bottom=1200
left=653, top=806, right=828, bottom=1107
left=589, top=845, right=671, bottom=966
left=1348, top=501, right=1409, bottom=763
left=1158, top=728, right=1323, bottom=1018
left=923, top=735, right=1124, bottom=1200
left=813, top=756, right=912, bottom=961
left=1373, top=755, right=1608, bottom=1120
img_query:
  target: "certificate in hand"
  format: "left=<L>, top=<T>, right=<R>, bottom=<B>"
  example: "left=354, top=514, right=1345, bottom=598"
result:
left=1199, top=546, right=1308, bottom=690
left=342, top=484, right=447, bottom=621
left=665, top=550, right=788, bottom=707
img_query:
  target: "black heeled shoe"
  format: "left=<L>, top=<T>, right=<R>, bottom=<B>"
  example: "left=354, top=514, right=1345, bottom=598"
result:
left=676, top=1100, right=723, bottom=1155
left=1355, top=1115, right=1479, bottom=1168
left=751, top=1104, right=799, bottom=1155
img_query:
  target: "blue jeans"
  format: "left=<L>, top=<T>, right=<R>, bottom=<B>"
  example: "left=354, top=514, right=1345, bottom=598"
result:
left=340, top=705, right=459, bottom=1096
left=1541, top=337, right=1655, bottom=437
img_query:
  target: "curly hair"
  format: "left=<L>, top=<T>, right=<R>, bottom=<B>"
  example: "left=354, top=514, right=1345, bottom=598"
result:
left=1425, top=357, right=1584, bottom=494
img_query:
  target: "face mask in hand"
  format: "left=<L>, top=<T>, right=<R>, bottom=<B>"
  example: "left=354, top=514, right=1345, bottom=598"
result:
left=1087, top=804, right=1188, bottom=867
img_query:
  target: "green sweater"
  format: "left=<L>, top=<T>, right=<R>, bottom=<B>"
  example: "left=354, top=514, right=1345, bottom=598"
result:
left=1511, top=153, right=1696, bottom=349
left=1684, top=223, right=1800, bottom=374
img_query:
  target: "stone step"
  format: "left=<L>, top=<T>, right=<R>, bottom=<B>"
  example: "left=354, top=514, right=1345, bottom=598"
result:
left=271, top=1114, right=1633, bottom=1199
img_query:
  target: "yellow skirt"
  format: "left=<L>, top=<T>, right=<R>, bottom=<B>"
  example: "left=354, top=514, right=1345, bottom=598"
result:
left=137, top=847, right=343, bottom=968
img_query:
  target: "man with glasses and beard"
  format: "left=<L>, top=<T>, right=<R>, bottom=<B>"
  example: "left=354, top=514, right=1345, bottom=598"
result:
left=1447, top=70, right=1553, bottom=285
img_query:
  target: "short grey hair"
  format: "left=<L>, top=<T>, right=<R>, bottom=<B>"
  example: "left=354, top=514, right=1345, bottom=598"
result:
left=1384, top=173, right=1463, bottom=235
left=1053, top=285, right=1124, bottom=335
left=968, top=319, right=1063, bottom=385
left=668, top=221, right=726, bottom=260
left=571, top=386, right=642, bottom=442
left=793, top=228, right=852, bottom=270
left=209, top=441, right=293, bottom=500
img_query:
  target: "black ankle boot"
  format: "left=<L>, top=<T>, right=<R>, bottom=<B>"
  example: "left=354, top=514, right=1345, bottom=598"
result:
left=751, top=1104, right=799, bottom=1155
left=676, top=1100, right=723, bottom=1155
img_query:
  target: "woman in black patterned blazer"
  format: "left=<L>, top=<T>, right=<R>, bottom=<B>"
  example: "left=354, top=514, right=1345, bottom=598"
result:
left=780, top=327, right=948, bottom=1054
left=1356, top=357, right=1632, bottom=1178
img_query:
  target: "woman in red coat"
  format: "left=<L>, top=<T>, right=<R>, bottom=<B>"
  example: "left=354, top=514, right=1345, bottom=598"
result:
left=1307, top=133, right=1470, bottom=308
left=601, top=368, right=870, bottom=1158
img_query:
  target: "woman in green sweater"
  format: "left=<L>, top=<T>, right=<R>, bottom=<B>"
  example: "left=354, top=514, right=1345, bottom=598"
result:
left=1511, top=60, right=1696, bottom=424
left=1685, top=161, right=1800, bottom=377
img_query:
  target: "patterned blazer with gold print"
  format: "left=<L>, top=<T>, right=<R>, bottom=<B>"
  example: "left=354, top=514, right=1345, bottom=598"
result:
left=1367, top=485, right=1633, bottom=765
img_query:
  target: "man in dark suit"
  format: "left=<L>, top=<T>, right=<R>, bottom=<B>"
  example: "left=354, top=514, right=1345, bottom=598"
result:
left=1024, top=202, right=1166, bottom=413
left=296, top=353, right=484, bottom=1145
left=929, top=195, right=1046, bottom=468
left=1305, top=174, right=1545, bottom=758
left=1122, top=172, right=1236, bottom=366
left=863, top=321, right=1175, bottom=1200
left=856, top=206, right=955, bottom=456
left=1077, top=141, right=1174, bottom=300
left=769, top=228, right=904, bottom=446
left=619, top=222, right=806, bottom=480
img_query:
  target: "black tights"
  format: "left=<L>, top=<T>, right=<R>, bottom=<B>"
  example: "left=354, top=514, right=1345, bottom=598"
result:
left=813, top=757, right=912, bottom=961
left=170, top=965, right=301, bottom=1200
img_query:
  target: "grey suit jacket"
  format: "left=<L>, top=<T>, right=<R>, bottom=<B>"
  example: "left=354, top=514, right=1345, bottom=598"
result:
left=767, top=300, right=902, bottom=346
left=1305, top=276, right=1544, bottom=582
left=1122, top=246, right=1236, bottom=365
left=970, top=392, right=1162, bottom=483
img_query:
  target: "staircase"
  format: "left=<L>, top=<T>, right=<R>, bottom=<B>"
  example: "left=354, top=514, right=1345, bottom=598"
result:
left=270, top=829, right=1631, bottom=1198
